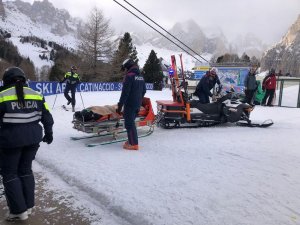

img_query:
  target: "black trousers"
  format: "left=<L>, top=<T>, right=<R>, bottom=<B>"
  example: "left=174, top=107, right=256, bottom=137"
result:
left=244, top=89, right=256, bottom=104
left=124, top=106, right=139, bottom=145
left=198, top=92, right=210, bottom=104
left=0, top=144, right=39, bottom=214
left=262, top=89, right=275, bottom=106
left=64, top=84, right=77, bottom=106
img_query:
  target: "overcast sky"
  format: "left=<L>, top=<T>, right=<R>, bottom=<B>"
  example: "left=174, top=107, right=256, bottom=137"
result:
left=10, top=0, right=300, bottom=45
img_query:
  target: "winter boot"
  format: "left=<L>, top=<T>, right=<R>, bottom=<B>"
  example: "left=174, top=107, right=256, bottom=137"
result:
left=123, top=142, right=139, bottom=150
left=72, top=106, right=75, bottom=112
left=6, top=211, right=28, bottom=221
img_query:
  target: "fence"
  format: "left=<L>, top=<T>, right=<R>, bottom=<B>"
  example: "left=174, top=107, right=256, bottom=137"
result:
left=276, top=77, right=300, bottom=108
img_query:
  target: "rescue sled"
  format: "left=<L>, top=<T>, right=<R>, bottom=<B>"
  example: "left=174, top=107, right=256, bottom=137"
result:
left=71, top=97, right=155, bottom=147
left=156, top=55, right=273, bottom=129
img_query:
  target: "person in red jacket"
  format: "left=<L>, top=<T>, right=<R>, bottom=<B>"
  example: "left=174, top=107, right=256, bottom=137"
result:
left=261, top=68, right=277, bottom=106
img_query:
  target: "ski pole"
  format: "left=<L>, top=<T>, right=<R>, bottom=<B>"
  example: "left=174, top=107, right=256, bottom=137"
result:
left=52, top=93, right=58, bottom=109
left=79, top=91, right=85, bottom=109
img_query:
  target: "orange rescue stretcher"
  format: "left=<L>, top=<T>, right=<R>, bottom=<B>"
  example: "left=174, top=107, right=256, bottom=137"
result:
left=71, top=97, right=155, bottom=147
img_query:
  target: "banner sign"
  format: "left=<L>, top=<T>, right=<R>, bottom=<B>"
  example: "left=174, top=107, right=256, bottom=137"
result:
left=191, top=67, right=250, bottom=93
left=217, top=67, right=249, bottom=93
left=26, top=82, right=154, bottom=96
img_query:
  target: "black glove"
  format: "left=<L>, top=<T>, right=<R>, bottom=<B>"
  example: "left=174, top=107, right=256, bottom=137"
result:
left=43, top=132, right=53, bottom=144
left=116, top=103, right=122, bottom=114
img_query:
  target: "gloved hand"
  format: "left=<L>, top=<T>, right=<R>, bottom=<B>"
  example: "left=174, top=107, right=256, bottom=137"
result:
left=43, top=132, right=53, bottom=144
left=116, top=103, right=122, bottom=114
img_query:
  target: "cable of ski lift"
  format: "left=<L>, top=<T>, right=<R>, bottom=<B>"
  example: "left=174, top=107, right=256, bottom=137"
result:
left=112, top=0, right=204, bottom=64
left=123, top=0, right=210, bottom=64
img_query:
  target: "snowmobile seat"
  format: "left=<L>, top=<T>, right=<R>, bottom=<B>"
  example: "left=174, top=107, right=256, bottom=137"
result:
left=189, top=100, right=222, bottom=115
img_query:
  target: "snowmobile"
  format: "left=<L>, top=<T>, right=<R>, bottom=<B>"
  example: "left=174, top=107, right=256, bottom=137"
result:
left=71, top=97, right=155, bottom=147
left=156, top=55, right=273, bottom=129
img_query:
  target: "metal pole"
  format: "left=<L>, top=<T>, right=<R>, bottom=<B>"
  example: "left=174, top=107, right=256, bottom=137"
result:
left=52, top=93, right=58, bottom=109
left=79, top=91, right=85, bottom=109
left=278, top=79, right=284, bottom=107
left=297, top=81, right=300, bottom=108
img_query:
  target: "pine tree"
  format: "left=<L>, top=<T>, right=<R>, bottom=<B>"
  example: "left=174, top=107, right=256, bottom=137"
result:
left=77, top=7, right=113, bottom=81
left=110, top=32, right=139, bottom=82
left=143, top=50, right=163, bottom=90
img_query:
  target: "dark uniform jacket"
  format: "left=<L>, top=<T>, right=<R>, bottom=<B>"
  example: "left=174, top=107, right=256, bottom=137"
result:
left=118, top=66, right=146, bottom=109
left=62, top=71, right=80, bottom=86
left=0, top=86, right=54, bottom=148
left=195, top=72, right=221, bottom=98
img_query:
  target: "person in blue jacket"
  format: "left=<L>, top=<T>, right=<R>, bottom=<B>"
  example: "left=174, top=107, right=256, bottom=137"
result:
left=116, top=59, right=146, bottom=150
left=194, top=67, right=222, bottom=103
left=0, top=67, right=54, bottom=221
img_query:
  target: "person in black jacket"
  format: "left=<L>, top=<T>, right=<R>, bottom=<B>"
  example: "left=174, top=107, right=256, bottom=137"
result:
left=116, top=59, right=146, bottom=150
left=60, top=65, right=80, bottom=112
left=194, top=67, right=222, bottom=103
left=244, top=67, right=258, bottom=104
left=0, top=67, right=54, bottom=221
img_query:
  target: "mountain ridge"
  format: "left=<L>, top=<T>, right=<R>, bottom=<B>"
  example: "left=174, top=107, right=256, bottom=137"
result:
left=1, top=0, right=270, bottom=72
left=261, top=14, right=300, bottom=77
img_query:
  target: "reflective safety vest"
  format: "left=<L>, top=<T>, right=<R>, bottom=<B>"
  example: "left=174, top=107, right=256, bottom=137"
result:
left=64, top=72, right=80, bottom=85
left=0, top=87, right=49, bottom=124
left=0, top=86, right=54, bottom=148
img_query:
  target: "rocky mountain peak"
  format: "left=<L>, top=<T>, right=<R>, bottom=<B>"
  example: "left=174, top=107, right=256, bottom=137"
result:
left=261, top=14, right=300, bottom=77
left=0, top=0, right=5, bottom=19
left=281, top=14, right=300, bottom=46
left=13, top=0, right=80, bottom=36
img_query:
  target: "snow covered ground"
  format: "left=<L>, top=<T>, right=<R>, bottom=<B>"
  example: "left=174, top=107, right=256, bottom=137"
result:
left=33, top=88, right=300, bottom=225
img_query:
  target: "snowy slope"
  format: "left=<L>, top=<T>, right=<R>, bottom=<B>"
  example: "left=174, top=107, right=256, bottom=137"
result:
left=0, top=2, right=77, bottom=48
left=25, top=87, right=300, bottom=225
left=0, top=2, right=77, bottom=70
left=0, top=2, right=209, bottom=72
left=136, top=43, right=211, bottom=70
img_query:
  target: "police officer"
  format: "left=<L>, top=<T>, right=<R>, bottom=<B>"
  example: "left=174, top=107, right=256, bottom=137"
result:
left=61, top=65, right=80, bottom=112
left=194, top=67, right=222, bottom=103
left=117, top=59, right=146, bottom=150
left=0, top=67, right=54, bottom=221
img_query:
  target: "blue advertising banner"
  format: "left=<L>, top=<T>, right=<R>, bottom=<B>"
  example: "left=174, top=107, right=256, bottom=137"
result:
left=192, top=67, right=250, bottom=93
left=27, top=82, right=154, bottom=96
left=217, top=67, right=249, bottom=93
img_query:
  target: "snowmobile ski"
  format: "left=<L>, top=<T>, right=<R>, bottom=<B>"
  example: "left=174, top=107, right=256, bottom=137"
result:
left=236, top=119, right=274, bottom=128
left=86, top=127, right=154, bottom=147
